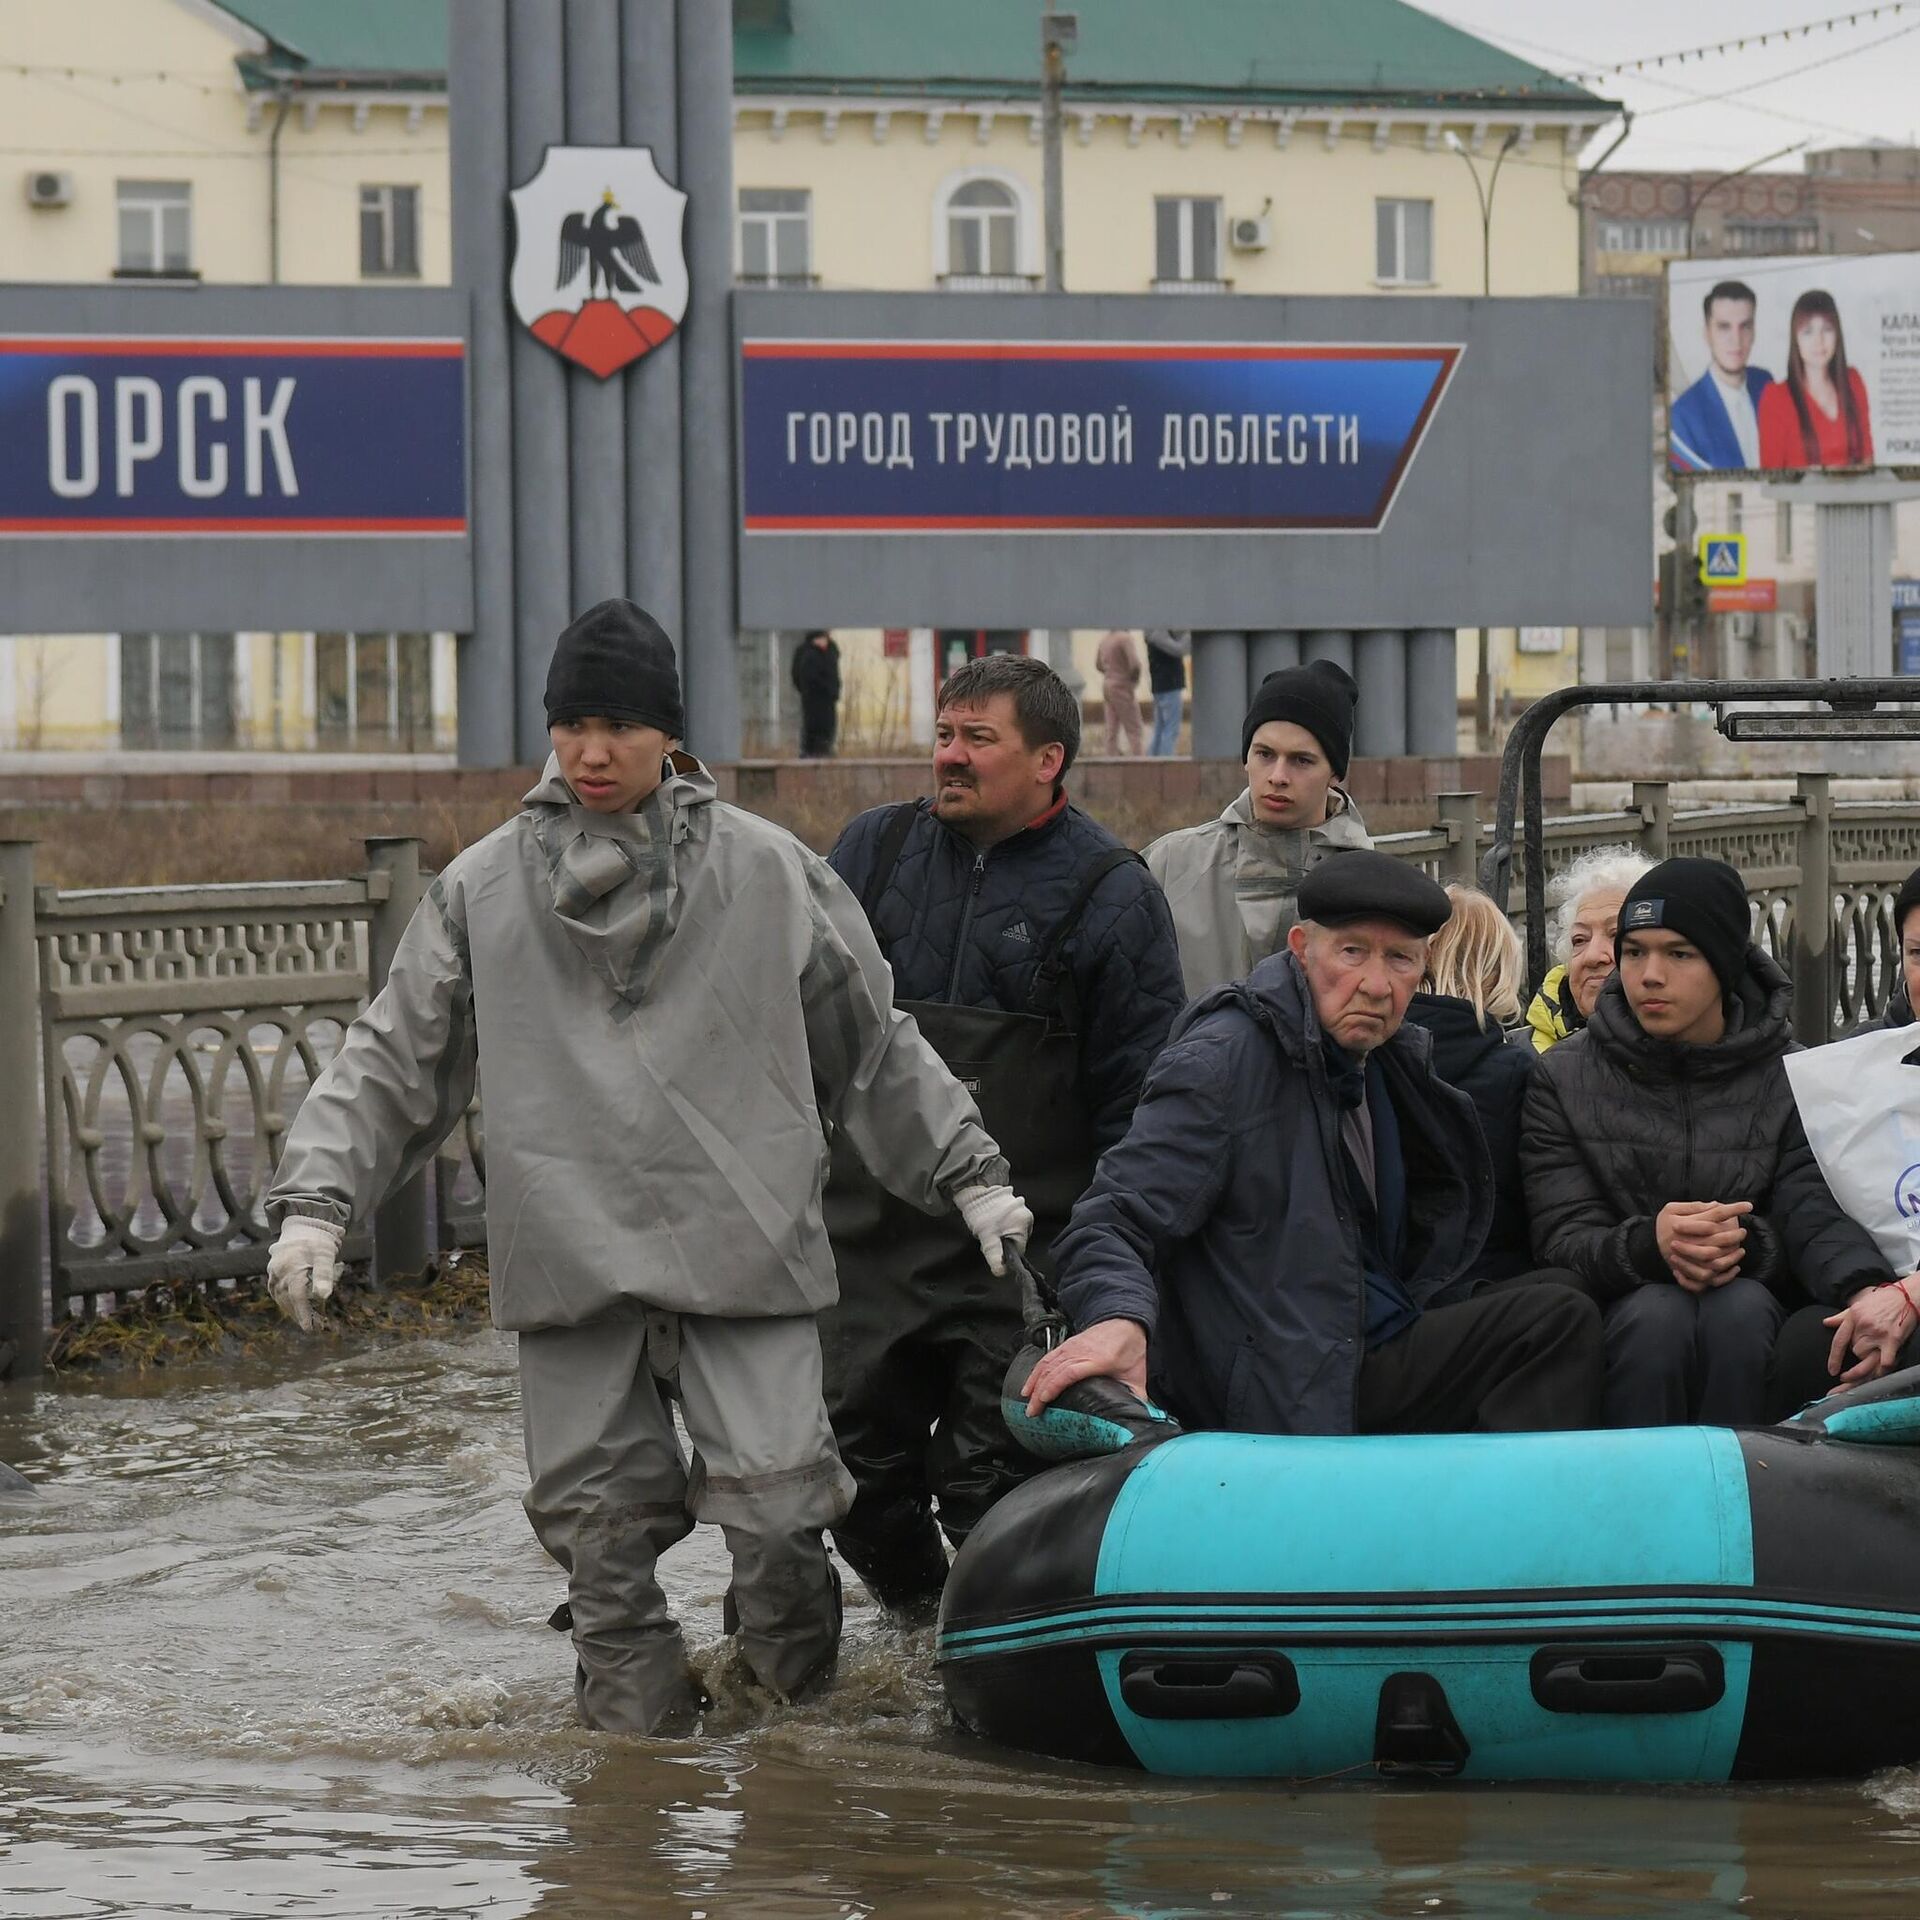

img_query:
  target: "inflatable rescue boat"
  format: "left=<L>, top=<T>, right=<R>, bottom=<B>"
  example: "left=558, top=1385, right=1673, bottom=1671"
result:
left=938, top=1371, right=1920, bottom=1782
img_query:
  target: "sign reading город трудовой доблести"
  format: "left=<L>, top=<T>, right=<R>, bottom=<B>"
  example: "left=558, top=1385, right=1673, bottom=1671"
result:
left=730, top=292, right=1654, bottom=633
left=740, top=340, right=1460, bottom=532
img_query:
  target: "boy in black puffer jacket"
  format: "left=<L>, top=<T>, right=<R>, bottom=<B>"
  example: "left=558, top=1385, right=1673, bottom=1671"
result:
left=1522, top=858, right=1890, bottom=1428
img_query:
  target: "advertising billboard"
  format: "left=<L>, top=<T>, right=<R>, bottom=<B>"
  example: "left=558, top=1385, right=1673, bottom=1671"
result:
left=1667, top=251, right=1920, bottom=475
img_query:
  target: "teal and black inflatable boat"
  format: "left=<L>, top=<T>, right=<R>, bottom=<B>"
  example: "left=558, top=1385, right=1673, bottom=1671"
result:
left=937, top=1371, right=1920, bottom=1781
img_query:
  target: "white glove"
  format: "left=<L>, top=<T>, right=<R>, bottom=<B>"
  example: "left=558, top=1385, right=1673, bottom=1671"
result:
left=266, top=1217, right=345, bottom=1332
left=953, top=1184, right=1035, bottom=1278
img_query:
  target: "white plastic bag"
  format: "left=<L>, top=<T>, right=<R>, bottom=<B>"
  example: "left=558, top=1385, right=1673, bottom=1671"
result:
left=1784, top=1023, right=1920, bottom=1275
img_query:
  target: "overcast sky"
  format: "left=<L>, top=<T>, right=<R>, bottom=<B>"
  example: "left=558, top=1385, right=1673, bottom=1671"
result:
left=1432, top=0, right=1920, bottom=174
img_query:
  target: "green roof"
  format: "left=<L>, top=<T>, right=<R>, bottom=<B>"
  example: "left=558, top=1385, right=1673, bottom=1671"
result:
left=735, top=0, right=1612, bottom=113
left=217, top=0, right=447, bottom=90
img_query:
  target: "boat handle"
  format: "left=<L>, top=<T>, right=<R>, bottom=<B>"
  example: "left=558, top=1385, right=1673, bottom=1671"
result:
left=1530, top=1644, right=1725, bottom=1715
left=1118, top=1651, right=1300, bottom=1720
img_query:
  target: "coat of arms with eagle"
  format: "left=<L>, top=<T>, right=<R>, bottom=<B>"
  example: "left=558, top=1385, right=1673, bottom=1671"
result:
left=509, top=146, right=689, bottom=379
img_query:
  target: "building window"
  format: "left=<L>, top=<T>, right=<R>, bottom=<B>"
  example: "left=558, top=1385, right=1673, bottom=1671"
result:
left=314, top=631, right=433, bottom=749
left=1596, top=219, right=1689, bottom=255
left=1777, top=501, right=1795, bottom=559
left=1728, top=491, right=1744, bottom=537
left=116, top=181, right=192, bottom=277
left=1375, top=198, right=1432, bottom=285
left=737, top=187, right=812, bottom=284
left=1723, top=222, right=1818, bottom=255
left=1155, top=196, right=1224, bottom=286
left=120, top=633, right=234, bottom=747
left=359, top=185, right=421, bottom=277
left=948, top=178, right=1020, bottom=277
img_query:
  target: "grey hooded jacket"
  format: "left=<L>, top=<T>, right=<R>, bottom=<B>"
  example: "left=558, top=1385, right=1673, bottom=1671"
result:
left=267, top=756, right=1002, bottom=1330
left=1143, top=788, right=1372, bottom=997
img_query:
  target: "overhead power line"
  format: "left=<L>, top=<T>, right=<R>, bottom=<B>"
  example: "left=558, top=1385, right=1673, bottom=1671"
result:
left=1567, top=3, right=1915, bottom=80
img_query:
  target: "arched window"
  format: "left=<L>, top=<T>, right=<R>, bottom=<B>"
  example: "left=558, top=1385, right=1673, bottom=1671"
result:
left=947, top=178, right=1019, bottom=278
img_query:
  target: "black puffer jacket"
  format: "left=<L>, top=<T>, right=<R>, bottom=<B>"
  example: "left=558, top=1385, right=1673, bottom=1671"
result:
left=829, top=795, right=1186, bottom=1151
left=1403, top=992, right=1535, bottom=1279
left=1521, top=947, right=1890, bottom=1306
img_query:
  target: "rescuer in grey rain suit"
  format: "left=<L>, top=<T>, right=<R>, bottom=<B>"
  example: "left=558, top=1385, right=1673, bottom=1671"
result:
left=263, top=600, right=1029, bottom=1735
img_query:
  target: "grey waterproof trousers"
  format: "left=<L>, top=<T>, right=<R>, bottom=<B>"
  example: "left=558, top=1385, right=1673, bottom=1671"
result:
left=519, top=1309, right=855, bottom=1734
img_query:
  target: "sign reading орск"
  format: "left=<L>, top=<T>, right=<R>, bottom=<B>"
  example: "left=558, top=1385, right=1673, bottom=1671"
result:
left=0, top=335, right=465, bottom=534
left=0, top=286, right=472, bottom=634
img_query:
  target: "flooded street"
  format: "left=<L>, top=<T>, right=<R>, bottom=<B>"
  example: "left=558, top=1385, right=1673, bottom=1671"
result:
left=4, top=1332, right=1920, bottom=1918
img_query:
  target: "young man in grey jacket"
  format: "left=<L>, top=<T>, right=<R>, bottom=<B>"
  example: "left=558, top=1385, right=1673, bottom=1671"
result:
left=263, top=599, right=1028, bottom=1735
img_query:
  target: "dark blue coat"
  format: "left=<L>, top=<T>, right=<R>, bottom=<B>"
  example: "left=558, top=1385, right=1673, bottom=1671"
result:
left=1053, top=952, right=1494, bottom=1435
left=829, top=796, right=1186, bottom=1152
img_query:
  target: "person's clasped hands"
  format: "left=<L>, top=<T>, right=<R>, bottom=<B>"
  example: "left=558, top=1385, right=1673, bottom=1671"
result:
left=1655, top=1200, right=1752, bottom=1293
left=1823, top=1275, right=1920, bottom=1388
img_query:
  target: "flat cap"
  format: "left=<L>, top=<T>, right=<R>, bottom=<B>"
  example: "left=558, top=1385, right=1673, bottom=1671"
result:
left=1297, top=849, right=1452, bottom=937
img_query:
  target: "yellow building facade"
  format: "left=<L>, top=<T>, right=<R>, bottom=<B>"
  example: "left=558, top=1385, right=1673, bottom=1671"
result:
left=0, top=0, right=455, bottom=753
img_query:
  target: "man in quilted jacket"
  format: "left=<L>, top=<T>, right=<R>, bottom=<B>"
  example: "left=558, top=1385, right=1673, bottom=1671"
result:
left=1522, top=857, right=1892, bottom=1427
left=822, top=652, right=1186, bottom=1618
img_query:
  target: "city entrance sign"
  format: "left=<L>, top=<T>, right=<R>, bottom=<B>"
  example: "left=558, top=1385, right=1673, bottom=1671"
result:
left=740, top=340, right=1461, bottom=533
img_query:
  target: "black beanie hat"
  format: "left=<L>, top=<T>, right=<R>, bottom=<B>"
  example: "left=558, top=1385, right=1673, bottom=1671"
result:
left=1618, top=857, right=1753, bottom=998
left=1895, top=865, right=1920, bottom=945
left=544, top=598, right=685, bottom=737
left=1240, top=660, right=1359, bottom=774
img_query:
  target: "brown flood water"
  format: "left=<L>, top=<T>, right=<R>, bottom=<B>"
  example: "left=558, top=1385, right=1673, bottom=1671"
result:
left=4, top=1329, right=1920, bottom=1919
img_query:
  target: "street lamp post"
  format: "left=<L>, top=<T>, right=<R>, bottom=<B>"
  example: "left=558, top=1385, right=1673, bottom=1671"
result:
left=1445, top=127, right=1520, bottom=297
left=1040, top=11, right=1077, bottom=293
left=1443, top=128, right=1517, bottom=745
left=1683, top=142, right=1805, bottom=257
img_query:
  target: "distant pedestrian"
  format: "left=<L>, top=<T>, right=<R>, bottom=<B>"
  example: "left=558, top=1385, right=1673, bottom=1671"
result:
left=1095, top=628, right=1144, bottom=756
left=1145, top=629, right=1189, bottom=757
left=792, top=629, right=842, bottom=758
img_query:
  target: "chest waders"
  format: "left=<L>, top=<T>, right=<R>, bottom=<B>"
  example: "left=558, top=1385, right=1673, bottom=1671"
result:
left=820, top=802, right=1136, bottom=1615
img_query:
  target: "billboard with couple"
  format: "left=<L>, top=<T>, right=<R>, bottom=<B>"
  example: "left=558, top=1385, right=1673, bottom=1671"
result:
left=1667, top=250, right=1920, bottom=475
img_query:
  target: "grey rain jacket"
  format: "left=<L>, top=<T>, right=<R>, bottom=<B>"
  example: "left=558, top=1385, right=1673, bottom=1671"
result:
left=1521, top=948, right=1890, bottom=1308
left=1052, top=951, right=1493, bottom=1435
left=1143, top=788, right=1372, bottom=997
left=268, top=756, right=1002, bottom=1331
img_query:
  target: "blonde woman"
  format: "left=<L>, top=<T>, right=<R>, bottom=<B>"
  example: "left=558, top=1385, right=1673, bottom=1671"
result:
left=1404, top=886, right=1536, bottom=1278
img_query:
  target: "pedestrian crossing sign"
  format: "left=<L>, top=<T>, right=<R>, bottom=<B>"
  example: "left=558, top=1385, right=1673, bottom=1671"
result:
left=1697, top=534, right=1747, bottom=586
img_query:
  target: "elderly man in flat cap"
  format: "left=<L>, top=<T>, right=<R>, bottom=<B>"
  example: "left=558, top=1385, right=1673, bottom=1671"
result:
left=1024, top=851, right=1602, bottom=1437
left=262, top=599, right=1026, bottom=1736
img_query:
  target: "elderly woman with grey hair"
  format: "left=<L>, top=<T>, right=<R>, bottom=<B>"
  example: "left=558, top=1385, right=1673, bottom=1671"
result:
left=1524, top=846, right=1656, bottom=1053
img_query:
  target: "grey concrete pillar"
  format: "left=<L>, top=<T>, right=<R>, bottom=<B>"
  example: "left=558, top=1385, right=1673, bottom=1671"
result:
left=1354, top=628, right=1407, bottom=760
left=365, top=839, right=431, bottom=1285
left=1406, top=627, right=1456, bottom=758
left=449, top=0, right=516, bottom=765
left=1192, top=630, right=1248, bottom=761
left=563, top=0, right=630, bottom=613
left=1304, top=629, right=1354, bottom=676
left=1247, top=628, right=1301, bottom=688
left=622, top=0, right=683, bottom=652
left=0, top=841, right=42, bottom=1377
left=1816, top=500, right=1895, bottom=678
left=676, top=0, right=742, bottom=760
left=507, top=3, right=573, bottom=762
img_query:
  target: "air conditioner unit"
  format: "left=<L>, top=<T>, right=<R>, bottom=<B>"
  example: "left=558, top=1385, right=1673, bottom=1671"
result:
left=1229, top=214, right=1271, bottom=252
left=26, top=170, right=73, bottom=209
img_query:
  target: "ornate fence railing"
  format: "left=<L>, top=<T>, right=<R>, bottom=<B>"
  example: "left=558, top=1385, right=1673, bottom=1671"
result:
left=3, top=779, right=1919, bottom=1375
left=0, top=836, right=486, bottom=1375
